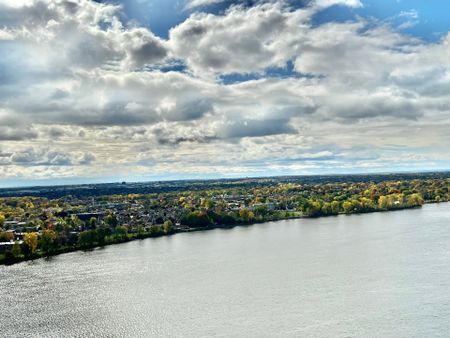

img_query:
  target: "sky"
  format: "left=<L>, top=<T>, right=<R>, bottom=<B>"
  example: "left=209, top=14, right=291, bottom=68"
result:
left=1, top=0, right=450, bottom=187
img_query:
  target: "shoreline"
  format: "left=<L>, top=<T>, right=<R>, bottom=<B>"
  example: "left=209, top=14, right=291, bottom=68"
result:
left=0, top=202, right=433, bottom=267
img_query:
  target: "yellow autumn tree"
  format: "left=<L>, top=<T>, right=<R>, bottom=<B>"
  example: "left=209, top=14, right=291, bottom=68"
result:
left=24, top=232, right=38, bottom=254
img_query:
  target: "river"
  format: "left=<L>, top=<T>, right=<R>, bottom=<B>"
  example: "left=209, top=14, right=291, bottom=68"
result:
left=1, top=203, right=450, bottom=337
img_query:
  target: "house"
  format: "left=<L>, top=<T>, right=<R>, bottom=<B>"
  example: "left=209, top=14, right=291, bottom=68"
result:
left=4, top=221, right=19, bottom=229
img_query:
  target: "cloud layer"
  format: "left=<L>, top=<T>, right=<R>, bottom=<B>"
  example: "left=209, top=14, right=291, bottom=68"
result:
left=1, top=0, right=450, bottom=184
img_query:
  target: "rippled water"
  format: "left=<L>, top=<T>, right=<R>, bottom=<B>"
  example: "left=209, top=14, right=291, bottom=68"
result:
left=2, top=203, right=450, bottom=337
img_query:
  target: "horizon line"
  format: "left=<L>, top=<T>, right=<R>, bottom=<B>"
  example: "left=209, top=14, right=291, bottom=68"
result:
left=1, top=168, right=450, bottom=191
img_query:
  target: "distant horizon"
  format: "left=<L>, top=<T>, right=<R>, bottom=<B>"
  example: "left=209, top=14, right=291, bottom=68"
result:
left=2, top=167, right=450, bottom=190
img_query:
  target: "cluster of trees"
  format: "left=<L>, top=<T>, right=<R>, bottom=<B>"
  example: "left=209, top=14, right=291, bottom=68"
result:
left=295, top=193, right=425, bottom=217
left=178, top=191, right=425, bottom=225
left=156, top=178, right=446, bottom=220
left=1, top=231, right=46, bottom=261
left=0, top=177, right=448, bottom=264
left=180, top=208, right=261, bottom=228
left=0, top=220, right=176, bottom=263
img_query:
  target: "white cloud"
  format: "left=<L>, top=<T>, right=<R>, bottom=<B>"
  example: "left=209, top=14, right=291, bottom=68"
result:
left=312, top=0, right=362, bottom=9
left=169, top=3, right=310, bottom=77
left=0, top=0, right=168, bottom=72
left=0, top=29, right=14, bottom=40
left=185, top=0, right=228, bottom=10
left=1, top=0, right=450, bottom=182
left=399, top=9, right=418, bottom=20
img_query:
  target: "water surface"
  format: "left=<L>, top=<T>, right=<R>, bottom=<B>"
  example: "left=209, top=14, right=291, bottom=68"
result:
left=2, top=203, right=450, bottom=337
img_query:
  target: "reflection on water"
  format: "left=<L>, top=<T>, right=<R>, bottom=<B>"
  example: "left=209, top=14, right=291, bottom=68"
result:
left=1, top=203, right=450, bottom=337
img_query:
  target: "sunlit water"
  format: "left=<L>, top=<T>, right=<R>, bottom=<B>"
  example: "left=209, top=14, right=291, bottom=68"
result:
left=1, top=203, right=450, bottom=337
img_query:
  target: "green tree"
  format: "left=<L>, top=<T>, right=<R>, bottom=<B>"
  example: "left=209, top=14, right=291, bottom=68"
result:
left=350, top=199, right=362, bottom=213
left=342, top=201, right=353, bottom=214
left=407, top=193, right=424, bottom=207
left=70, top=215, right=82, bottom=228
left=136, top=225, right=146, bottom=238
left=0, top=213, right=5, bottom=227
left=302, top=200, right=322, bottom=217
left=149, top=225, right=164, bottom=237
left=89, top=217, right=97, bottom=229
left=182, top=211, right=211, bottom=228
left=78, top=230, right=96, bottom=248
left=95, top=226, right=109, bottom=245
left=55, top=218, right=66, bottom=233
left=321, top=202, right=332, bottom=215
left=104, top=214, right=118, bottom=228
left=11, top=241, right=22, bottom=258
left=254, top=205, right=269, bottom=217
left=114, top=226, right=128, bottom=240
left=359, top=197, right=375, bottom=212
left=331, top=200, right=340, bottom=214
left=163, top=220, right=174, bottom=234
left=239, top=208, right=255, bottom=222
left=40, top=229, right=56, bottom=253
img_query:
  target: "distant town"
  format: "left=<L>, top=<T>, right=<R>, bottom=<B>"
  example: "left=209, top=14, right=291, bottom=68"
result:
left=1, top=172, right=449, bottom=264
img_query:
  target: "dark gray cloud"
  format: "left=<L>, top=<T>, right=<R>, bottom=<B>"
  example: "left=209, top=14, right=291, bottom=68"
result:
left=218, top=119, right=296, bottom=138
left=157, top=135, right=218, bottom=145
left=0, top=126, right=38, bottom=141
left=48, top=127, right=65, bottom=139
left=4, top=147, right=97, bottom=166
left=160, top=98, right=213, bottom=122
left=78, top=152, right=97, bottom=165
left=123, top=28, right=168, bottom=68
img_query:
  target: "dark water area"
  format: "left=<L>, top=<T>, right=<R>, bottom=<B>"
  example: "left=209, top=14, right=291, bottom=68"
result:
left=2, top=203, right=450, bottom=337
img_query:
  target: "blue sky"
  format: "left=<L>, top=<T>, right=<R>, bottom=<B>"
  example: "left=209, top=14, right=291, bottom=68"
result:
left=93, top=0, right=450, bottom=89
left=1, top=0, right=450, bottom=187
left=318, top=0, right=450, bottom=41
left=104, top=0, right=450, bottom=41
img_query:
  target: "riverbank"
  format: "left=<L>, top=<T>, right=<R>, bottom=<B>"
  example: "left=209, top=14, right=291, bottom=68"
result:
left=0, top=202, right=430, bottom=266
left=3, top=201, right=450, bottom=337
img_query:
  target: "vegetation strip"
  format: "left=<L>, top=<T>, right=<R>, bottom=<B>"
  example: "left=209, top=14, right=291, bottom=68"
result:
left=1, top=176, right=448, bottom=265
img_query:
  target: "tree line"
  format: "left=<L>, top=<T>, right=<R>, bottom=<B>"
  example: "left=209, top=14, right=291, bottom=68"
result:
left=1, top=177, right=448, bottom=264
